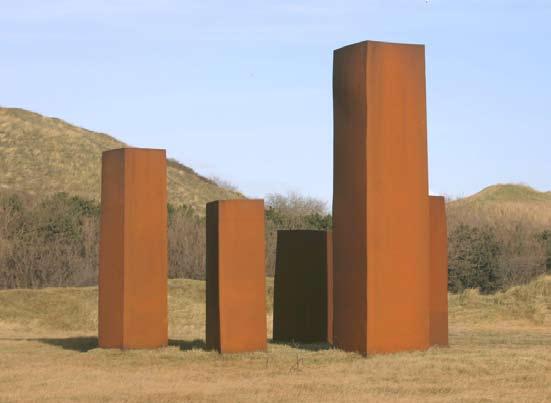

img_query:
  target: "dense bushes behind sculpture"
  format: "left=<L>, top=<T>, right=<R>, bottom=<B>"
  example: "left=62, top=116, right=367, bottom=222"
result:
left=264, top=192, right=332, bottom=277
left=448, top=224, right=502, bottom=293
left=0, top=192, right=207, bottom=288
left=0, top=191, right=549, bottom=291
left=0, top=191, right=332, bottom=288
left=447, top=200, right=550, bottom=293
left=0, top=192, right=99, bottom=288
left=167, top=204, right=205, bottom=280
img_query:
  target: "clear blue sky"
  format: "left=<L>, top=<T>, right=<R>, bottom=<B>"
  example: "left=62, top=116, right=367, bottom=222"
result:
left=1, top=1, right=550, bottom=203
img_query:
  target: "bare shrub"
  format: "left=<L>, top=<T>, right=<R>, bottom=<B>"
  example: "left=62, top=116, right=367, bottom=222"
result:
left=168, top=205, right=205, bottom=280
left=265, top=191, right=328, bottom=217
left=264, top=192, right=332, bottom=276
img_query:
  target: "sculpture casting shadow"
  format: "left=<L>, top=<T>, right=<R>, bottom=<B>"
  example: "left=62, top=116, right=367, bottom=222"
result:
left=168, top=339, right=207, bottom=351
left=1, top=337, right=332, bottom=353
left=37, top=336, right=98, bottom=352
left=269, top=339, right=333, bottom=352
left=0, top=337, right=208, bottom=353
left=37, top=337, right=208, bottom=352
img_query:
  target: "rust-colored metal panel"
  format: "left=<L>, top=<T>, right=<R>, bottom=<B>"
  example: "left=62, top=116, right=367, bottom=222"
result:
left=326, top=230, right=334, bottom=345
left=98, top=150, right=125, bottom=348
left=273, top=230, right=333, bottom=344
left=333, top=41, right=368, bottom=354
left=429, top=196, right=449, bottom=346
left=205, top=202, right=220, bottom=350
left=206, top=199, right=267, bottom=353
left=98, top=148, right=168, bottom=349
left=333, top=41, right=430, bottom=355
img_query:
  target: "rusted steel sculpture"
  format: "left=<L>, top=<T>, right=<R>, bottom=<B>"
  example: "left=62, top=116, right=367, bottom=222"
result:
left=273, top=230, right=333, bottom=344
left=429, top=196, right=449, bottom=346
left=98, top=148, right=168, bottom=349
left=333, top=41, right=430, bottom=355
left=206, top=199, right=267, bottom=353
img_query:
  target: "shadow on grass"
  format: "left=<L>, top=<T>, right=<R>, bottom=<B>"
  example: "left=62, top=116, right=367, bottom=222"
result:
left=269, top=339, right=333, bottom=351
left=0, top=336, right=208, bottom=353
left=36, top=337, right=208, bottom=352
left=37, top=336, right=98, bottom=352
left=2, top=337, right=332, bottom=353
left=168, top=339, right=207, bottom=351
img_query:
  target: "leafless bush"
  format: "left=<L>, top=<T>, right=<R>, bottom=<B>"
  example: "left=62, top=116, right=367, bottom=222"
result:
left=168, top=205, right=205, bottom=280
left=264, top=192, right=332, bottom=276
left=265, top=192, right=328, bottom=217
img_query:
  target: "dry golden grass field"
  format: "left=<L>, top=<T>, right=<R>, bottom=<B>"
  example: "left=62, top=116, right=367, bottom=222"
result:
left=0, top=277, right=550, bottom=402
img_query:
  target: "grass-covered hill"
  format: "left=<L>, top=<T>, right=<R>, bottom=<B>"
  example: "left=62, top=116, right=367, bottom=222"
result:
left=0, top=107, right=242, bottom=212
left=448, top=183, right=551, bottom=226
left=460, top=183, right=551, bottom=204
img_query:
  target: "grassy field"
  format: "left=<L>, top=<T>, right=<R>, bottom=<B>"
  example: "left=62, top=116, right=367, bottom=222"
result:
left=0, top=277, right=550, bottom=402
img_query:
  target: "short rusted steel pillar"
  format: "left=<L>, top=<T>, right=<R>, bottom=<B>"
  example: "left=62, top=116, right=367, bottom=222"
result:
left=206, top=199, right=267, bottom=353
left=273, top=230, right=333, bottom=344
left=98, top=148, right=168, bottom=349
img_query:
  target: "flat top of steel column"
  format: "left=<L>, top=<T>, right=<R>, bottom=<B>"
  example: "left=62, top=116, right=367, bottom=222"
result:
left=102, top=147, right=167, bottom=156
left=334, top=40, right=425, bottom=54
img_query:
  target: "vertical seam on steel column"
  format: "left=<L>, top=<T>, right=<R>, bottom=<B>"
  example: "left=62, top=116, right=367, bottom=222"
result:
left=325, top=231, right=332, bottom=343
left=362, top=41, right=369, bottom=354
left=163, top=152, right=168, bottom=343
left=121, top=149, right=126, bottom=348
left=217, top=202, right=223, bottom=352
left=422, top=46, right=431, bottom=347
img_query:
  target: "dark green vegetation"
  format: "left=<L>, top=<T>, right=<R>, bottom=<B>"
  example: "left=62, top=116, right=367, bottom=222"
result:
left=0, top=192, right=99, bottom=288
left=447, top=184, right=551, bottom=292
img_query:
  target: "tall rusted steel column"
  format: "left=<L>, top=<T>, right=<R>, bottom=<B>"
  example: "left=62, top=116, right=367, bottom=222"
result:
left=429, top=196, right=449, bottom=346
left=206, top=199, right=267, bottom=353
left=333, top=41, right=430, bottom=355
left=98, top=148, right=168, bottom=349
left=273, top=230, right=333, bottom=344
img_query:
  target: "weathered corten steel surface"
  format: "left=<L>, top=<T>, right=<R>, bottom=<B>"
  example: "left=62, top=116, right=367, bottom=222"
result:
left=429, top=196, right=449, bottom=346
left=206, top=199, right=267, bottom=353
left=98, top=148, right=168, bottom=349
left=333, top=40, right=430, bottom=355
left=273, top=230, right=333, bottom=344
